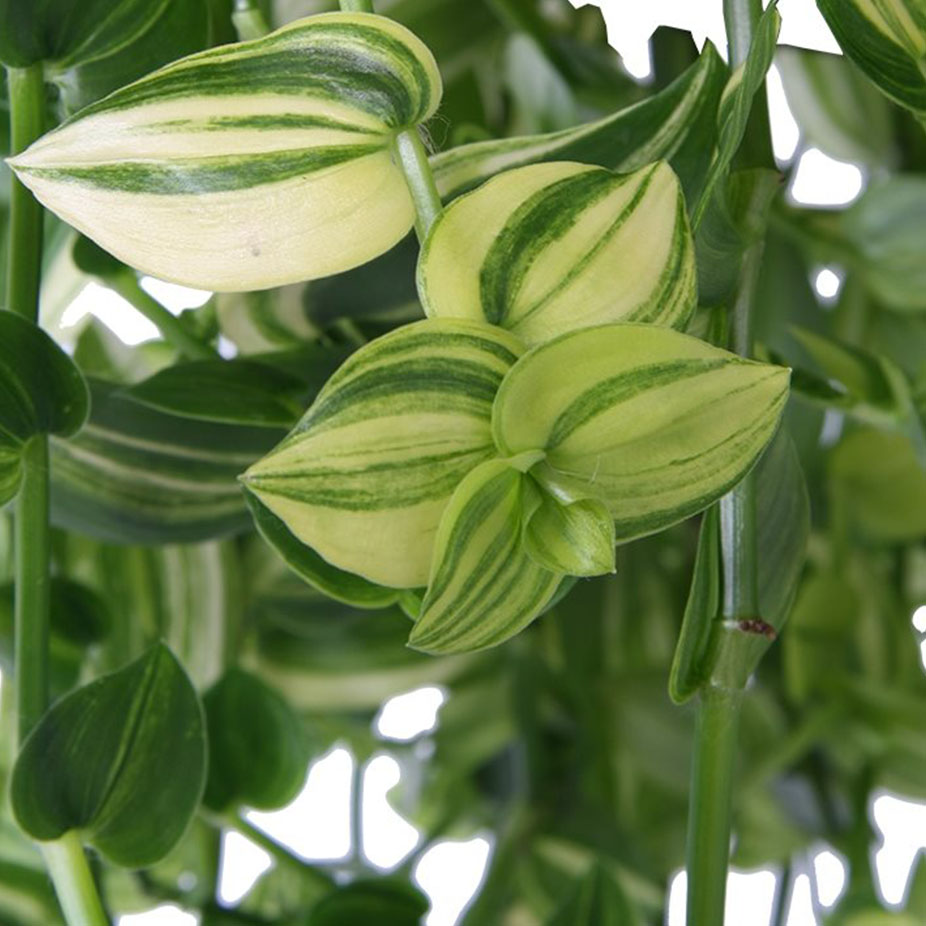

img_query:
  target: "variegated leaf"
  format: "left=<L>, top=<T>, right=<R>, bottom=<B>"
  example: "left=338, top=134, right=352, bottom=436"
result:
left=431, top=43, right=726, bottom=202
left=408, top=459, right=562, bottom=654
left=242, top=320, right=522, bottom=589
left=817, top=0, right=926, bottom=117
left=492, top=324, right=789, bottom=541
left=417, top=161, right=695, bottom=347
left=8, top=13, right=442, bottom=291
left=522, top=481, right=616, bottom=577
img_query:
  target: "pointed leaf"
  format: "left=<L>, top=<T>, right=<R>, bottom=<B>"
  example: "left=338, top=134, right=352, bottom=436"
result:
left=9, top=13, right=442, bottom=291
left=493, top=324, right=790, bottom=541
left=418, top=160, right=695, bottom=347
left=409, top=459, right=562, bottom=654
left=817, top=0, right=926, bottom=118
left=668, top=505, right=721, bottom=704
left=203, top=668, right=308, bottom=813
left=11, top=644, right=206, bottom=868
left=693, top=3, right=781, bottom=224
left=432, top=43, right=726, bottom=202
left=522, top=481, right=616, bottom=576
left=0, top=312, right=89, bottom=505
left=242, top=320, right=522, bottom=589
left=546, top=863, right=640, bottom=926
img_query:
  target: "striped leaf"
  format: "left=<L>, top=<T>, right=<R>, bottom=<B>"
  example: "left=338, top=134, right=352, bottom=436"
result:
left=242, top=320, right=523, bottom=589
left=409, top=459, right=562, bottom=654
left=522, top=479, right=616, bottom=577
left=50, top=379, right=278, bottom=544
left=8, top=13, right=442, bottom=292
left=817, top=0, right=926, bottom=118
left=431, top=42, right=726, bottom=202
left=492, top=324, right=790, bottom=541
left=418, top=161, right=696, bottom=347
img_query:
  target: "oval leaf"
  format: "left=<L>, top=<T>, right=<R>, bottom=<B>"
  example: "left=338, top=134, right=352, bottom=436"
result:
left=308, top=879, right=429, bottom=925
left=203, top=668, right=308, bottom=813
left=0, top=312, right=89, bottom=505
left=418, top=160, right=695, bottom=347
left=409, top=459, right=562, bottom=654
left=242, top=319, right=522, bottom=589
left=9, top=13, right=442, bottom=291
left=11, top=643, right=206, bottom=868
left=492, top=324, right=790, bottom=541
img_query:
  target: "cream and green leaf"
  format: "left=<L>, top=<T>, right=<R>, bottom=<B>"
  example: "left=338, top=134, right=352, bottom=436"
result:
left=817, top=0, right=926, bottom=118
left=493, top=324, right=790, bottom=543
left=241, top=319, right=523, bottom=590
left=8, top=12, right=442, bottom=291
left=417, top=161, right=696, bottom=347
left=408, top=459, right=563, bottom=654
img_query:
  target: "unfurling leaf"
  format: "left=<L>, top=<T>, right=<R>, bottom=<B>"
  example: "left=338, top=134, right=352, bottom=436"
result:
left=418, top=160, right=695, bottom=347
left=522, top=481, right=616, bottom=576
left=0, top=313, right=89, bottom=505
left=409, top=459, right=562, bottom=654
left=11, top=644, right=206, bottom=868
left=817, top=0, right=926, bottom=118
left=242, top=320, right=522, bottom=589
left=203, top=668, right=308, bottom=812
left=8, top=13, right=442, bottom=291
left=493, top=324, right=790, bottom=541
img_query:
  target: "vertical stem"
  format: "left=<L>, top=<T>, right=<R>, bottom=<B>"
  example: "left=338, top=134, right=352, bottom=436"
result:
left=14, top=437, right=50, bottom=743
left=723, top=0, right=762, bottom=68
left=6, top=65, right=44, bottom=321
left=106, top=271, right=216, bottom=360
left=41, top=833, right=110, bottom=926
left=770, top=861, right=792, bottom=926
left=351, top=755, right=365, bottom=863
left=393, top=128, right=443, bottom=242
left=339, top=0, right=375, bottom=11
left=232, top=0, right=270, bottom=40
left=685, top=686, right=744, bottom=926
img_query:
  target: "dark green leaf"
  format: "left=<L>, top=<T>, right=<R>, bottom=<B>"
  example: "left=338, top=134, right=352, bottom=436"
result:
left=11, top=643, right=206, bottom=868
left=0, top=0, right=210, bottom=111
left=50, top=379, right=277, bottom=543
left=0, top=312, right=89, bottom=505
left=307, top=879, right=428, bottom=926
left=125, top=360, right=307, bottom=428
left=203, top=668, right=308, bottom=813
left=668, top=506, right=720, bottom=704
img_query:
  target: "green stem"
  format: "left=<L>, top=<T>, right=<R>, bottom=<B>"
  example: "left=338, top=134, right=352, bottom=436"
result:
left=339, top=0, right=375, bottom=11
left=351, top=756, right=364, bottom=863
left=5, top=65, right=44, bottom=320
left=14, top=437, right=50, bottom=744
left=41, top=833, right=110, bottom=926
left=393, top=128, right=443, bottom=242
left=226, top=814, right=335, bottom=892
left=232, top=0, right=270, bottom=40
left=107, top=271, right=216, bottom=360
left=685, top=685, right=744, bottom=926
left=770, top=861, right=792, bottom=926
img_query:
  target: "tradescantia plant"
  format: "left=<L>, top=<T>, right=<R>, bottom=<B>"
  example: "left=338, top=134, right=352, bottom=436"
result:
left=3, top=0, right=926, bottom=924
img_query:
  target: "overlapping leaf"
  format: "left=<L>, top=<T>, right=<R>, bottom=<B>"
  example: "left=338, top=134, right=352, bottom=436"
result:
left=418, top=160, right=695, bottom=346
left=11, top=644, right=206, bottom=868
left=493, top=324, right=790, bottom=542
left=242, top=319, right=522, bottom=589
left=9, top=13, right=442, bottom=291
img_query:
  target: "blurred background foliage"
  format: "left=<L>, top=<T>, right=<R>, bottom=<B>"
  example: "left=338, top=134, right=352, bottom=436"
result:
left=2, top=0, right=926, bottom=923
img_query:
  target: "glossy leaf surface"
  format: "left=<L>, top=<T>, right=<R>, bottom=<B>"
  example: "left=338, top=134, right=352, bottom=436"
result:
left=11, top=644, right=206, bottom=868
left=419, top=160, right=695, bottom=347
